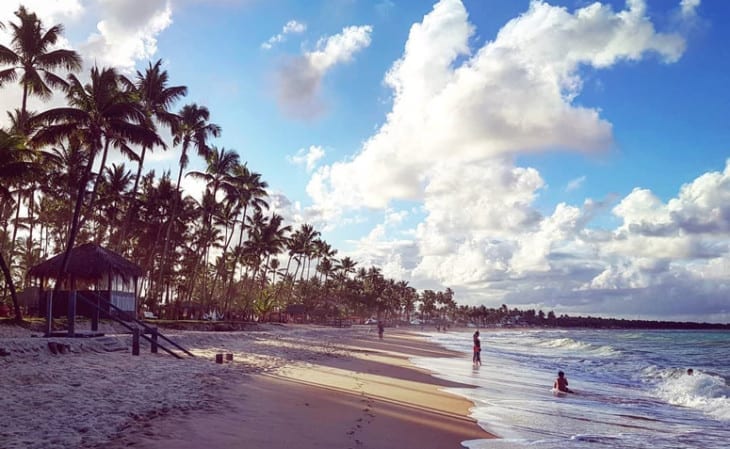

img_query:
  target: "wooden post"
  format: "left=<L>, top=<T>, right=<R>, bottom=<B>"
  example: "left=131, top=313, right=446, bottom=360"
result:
left=67, top=290, right=76, bottom=337
left=91, top=294, right=99, bottom=332
left=132, top=327, right=140, bottom=356
left=151, top=327, right=158, bottom=354
left=45, top=289, right=53, bottom=336
left=215, top=353, right=224, bottom=364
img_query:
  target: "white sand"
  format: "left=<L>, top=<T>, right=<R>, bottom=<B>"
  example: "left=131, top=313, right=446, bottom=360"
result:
left=0, top=323, right=353, bottom=449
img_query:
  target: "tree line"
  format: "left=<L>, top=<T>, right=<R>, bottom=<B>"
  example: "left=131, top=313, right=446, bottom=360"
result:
left=461, top=304, right=729, bottom=330
left=0, top=6, right=458, bottom=324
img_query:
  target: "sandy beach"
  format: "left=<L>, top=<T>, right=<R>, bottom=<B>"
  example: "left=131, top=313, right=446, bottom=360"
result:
left=0, top=323, right=493, bottom=449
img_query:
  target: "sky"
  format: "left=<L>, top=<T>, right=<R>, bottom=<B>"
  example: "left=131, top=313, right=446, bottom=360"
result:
left=1, top=0, right=729, bottom=323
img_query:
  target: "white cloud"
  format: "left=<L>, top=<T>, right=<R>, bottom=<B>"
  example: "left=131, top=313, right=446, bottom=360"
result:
left=314, top=1, right=726, bottom=321
left=680, top=0, right=701, bottom=17
left=80, top=0, right=173, bottom=73
left=275, top=24, right=372, bottom=118
left=565, top=175, right=586, bottom=192
left=261, top=19, right=306, bottom=50
left=308, top=0, right=688, bottom=211
left=287, top=145, right=325, bottom=172
left=0, top=1, right=83, bottom=29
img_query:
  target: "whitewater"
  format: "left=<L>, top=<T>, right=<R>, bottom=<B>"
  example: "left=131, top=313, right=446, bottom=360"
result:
left=412, top=329, right=729, bottom=449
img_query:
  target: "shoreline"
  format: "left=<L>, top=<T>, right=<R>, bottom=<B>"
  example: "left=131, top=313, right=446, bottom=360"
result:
left=1, top=324, right=494, bottom=449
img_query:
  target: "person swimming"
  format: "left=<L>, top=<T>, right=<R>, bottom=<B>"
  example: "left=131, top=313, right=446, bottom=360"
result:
left=554, top=370, right=574, bottom=393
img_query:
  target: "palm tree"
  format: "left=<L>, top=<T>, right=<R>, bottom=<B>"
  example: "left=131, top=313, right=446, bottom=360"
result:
left=171, top=103, right=221, bottom=192
left=96, top=163, right=133, bottom=245
left=0, top=129, right=35, bottom=321
left=257, top=213, right=291, bottom=290
left=0, top=7, right=80, bottom=305
left=115, top=60, right=187, bottom=251
left=37, top=140, right=88, bottom=252
left=188, top=147, right=245, bottom=303
left=130, top=59, right=187, bottom=196
left=32, top=66, right=161, bottom=291
left=0, top=6, right=81, bottom=133
left=226, top=164, right=268, bottom=295
left=188, top=146, right=240, bottom=231
left=132, top=59, right=188, bottom=191
left=157, top=103, right=220, bottom=303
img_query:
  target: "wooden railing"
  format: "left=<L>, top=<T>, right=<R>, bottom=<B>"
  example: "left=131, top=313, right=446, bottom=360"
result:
left=77, top=291, right=194, bottom=359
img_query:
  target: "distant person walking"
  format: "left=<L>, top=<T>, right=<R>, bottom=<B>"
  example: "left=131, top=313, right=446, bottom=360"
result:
left=377, top=321, right=384, bottom=339
left=473, top=330, right=481, bottom=366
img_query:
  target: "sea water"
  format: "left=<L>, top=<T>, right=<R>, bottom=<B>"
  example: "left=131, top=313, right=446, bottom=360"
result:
left=411, top=329, right=729, bottom=449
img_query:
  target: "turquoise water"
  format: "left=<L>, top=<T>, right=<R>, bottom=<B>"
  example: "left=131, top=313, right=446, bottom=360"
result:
left=413, top=329, right=730, bottom=449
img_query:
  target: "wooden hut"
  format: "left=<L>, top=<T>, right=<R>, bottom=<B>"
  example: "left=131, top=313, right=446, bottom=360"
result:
left=28, top=243, right=144, bottom=337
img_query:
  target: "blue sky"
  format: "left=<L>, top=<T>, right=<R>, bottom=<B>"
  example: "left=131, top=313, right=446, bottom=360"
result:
left=2, top=0, right=729, bottom=322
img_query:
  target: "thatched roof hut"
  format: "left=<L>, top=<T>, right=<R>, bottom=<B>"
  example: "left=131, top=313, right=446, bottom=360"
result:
left=28, top=243, right=143, bottom=283
left=30, top=244, right=144, bottom=335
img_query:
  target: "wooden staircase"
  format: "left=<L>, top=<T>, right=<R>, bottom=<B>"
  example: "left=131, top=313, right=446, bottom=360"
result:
left=74, top=291, right=195, bottom=359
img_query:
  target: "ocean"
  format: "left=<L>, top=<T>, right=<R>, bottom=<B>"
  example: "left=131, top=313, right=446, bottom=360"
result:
left=412, top=329, right=730, bottom=449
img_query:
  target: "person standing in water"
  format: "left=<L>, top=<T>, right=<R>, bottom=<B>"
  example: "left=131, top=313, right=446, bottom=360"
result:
left=473, top=330, right=482, bottom=366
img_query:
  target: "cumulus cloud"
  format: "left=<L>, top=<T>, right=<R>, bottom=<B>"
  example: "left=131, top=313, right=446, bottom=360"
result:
left=80, top=0, right=173, bottom=73
left=0, top=0, right=82, bottom=27
left=275, top=24, right=372, bottom=118
left=307, top=0, right=688, bottom=210
left=261, top=19, right=306, bottom=50
left=321, top=1, right=725, bottom=321
left=287, top=145, right=325, bottom=172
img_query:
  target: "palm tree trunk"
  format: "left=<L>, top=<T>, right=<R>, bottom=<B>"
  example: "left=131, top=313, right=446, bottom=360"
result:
left=9, top=189, right=22, bottom=267
left=0, top=252, right=22, bottom=322
left=117, top=145, right=148, bottom=252
left=157, top=162, right=185, bottom=304
left=25, top=188, right=35, bottom=288
left=81, top=138, right=111, bottom=230
left=51, top=158, right=93, bottom=321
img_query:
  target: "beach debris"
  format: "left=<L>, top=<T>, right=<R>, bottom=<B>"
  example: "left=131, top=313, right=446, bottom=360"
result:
left=216, top=353, right=224, bottom=364
left=97, top=337, right=129, bottom=352
left=47, top=342, right=72, bottom=354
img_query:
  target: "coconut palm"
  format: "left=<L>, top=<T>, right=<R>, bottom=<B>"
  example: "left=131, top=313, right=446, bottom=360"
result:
left=130, top=59, right=187, bottom=195
left=0, top=129, right=36, bottom=321
left=225, top=164, right=269, bottom=294
left=171, top=103, right=221, bottom=192
left=187, top=146, right=240, bottom=231
left=32, top=66, right=162, bottom=285
left=156, top=103, right=220, bottom=302
left=96, top=163, right=133, bottom=245
left=0, top=6, right=81, bottom=132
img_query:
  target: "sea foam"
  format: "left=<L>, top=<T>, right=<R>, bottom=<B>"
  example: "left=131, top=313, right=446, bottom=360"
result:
left=654, top=369, right=730, bottom=421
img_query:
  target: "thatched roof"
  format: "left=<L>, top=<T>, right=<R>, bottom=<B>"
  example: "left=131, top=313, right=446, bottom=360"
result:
left=28, top=243, right=144, bottom=282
